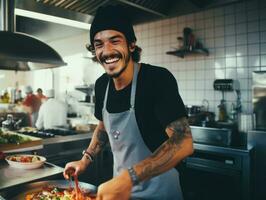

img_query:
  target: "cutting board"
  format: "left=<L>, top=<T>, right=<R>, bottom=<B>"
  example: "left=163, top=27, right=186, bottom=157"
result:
left=0, top=131, right=42, bottom=152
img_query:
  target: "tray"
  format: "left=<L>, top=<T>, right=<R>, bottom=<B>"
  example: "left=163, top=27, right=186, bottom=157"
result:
left=0, top=131, right=42, bottom=152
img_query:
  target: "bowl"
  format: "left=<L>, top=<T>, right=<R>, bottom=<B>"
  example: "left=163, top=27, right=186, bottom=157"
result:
left=5, top=154, right=46, bottom=169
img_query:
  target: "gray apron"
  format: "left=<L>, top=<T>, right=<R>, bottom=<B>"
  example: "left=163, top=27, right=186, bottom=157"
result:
left=102, top=63, right=183, bottom=200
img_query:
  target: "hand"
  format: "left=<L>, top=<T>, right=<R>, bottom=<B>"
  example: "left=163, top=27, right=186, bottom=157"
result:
left=96, top=170, right=133, bottom=200
left=63, top=159, right=89, bottom=179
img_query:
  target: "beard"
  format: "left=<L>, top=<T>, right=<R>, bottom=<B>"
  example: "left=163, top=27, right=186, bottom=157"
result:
left=109, top=63, right=127, bottom=78
left=99, top=48, right=131, bottom=78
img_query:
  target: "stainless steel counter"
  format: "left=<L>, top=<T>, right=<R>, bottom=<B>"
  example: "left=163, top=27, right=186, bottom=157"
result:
left=0, top=161, right=63, bottom=191
left=42, top=132, right=93, bottom=145
left=0, top=132, right=94, bottom=199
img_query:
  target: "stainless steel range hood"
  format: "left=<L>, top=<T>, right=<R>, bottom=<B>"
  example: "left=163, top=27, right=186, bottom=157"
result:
left=0, top=0, right=66, bottom=71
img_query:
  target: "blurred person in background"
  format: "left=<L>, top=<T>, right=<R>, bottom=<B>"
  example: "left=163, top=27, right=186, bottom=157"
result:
left=22, top=86, right=41, bottom=126
left=35, top=89, right=68, bottom=130
left=36, top=88, right=47, bottom=103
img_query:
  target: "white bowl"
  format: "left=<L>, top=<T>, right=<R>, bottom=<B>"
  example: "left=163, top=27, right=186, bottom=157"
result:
left=5, top=154, right=46, bottom=169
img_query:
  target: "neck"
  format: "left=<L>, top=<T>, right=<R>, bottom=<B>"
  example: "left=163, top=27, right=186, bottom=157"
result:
left=113, top=60, right=136, bottom=90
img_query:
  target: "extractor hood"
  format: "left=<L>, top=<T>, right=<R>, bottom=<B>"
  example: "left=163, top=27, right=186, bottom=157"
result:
left=0, top=0, right=66, bottom=71
left=35, top=0, right=246, bottom=25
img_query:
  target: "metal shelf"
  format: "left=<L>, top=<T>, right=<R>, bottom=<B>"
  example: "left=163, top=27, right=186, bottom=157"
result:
left=166, top=48, right=209, bottom=58
left=75, top=85, right=93, bottom=95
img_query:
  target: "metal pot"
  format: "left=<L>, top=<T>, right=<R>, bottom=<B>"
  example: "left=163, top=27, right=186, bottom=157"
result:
left=7, top=180, right=97, bottom=200
left=1, top=114, right=22, bottom=131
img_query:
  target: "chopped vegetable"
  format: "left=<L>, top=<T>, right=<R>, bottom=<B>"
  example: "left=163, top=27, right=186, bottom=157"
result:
left=0, top=131, right=31, bottom=144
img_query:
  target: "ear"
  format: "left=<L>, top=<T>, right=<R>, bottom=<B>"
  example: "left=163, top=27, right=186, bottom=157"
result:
left=128, top=42, right=136, bottom=53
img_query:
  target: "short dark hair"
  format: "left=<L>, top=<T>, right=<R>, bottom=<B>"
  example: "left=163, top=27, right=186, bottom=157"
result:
left=37, top=88, right=42, bottom=93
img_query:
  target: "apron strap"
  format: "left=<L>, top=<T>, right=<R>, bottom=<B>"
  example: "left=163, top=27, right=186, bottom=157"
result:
left=103, top=80, right=109, bottom=110
left=130, top=62, right=139, bottom=109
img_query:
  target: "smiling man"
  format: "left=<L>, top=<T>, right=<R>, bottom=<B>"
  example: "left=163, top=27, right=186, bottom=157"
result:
left=64, top=5, right=193, bottom=200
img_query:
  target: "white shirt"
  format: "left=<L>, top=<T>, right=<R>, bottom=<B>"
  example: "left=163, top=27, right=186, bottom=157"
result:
left=35, top=98, right=68, bottom=130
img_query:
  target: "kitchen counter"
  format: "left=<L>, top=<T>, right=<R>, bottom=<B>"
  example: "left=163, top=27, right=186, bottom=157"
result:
left=43, top=132, right=93, bottom=145
left=0, top=161, right=63, bottom=191
left=0, top=130, right=254, bottom=199
left=0, top=132, right=93, bottom=193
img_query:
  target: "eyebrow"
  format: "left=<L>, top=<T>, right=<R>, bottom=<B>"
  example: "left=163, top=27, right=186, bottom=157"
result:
left=94, top=34, right=124, bottom=43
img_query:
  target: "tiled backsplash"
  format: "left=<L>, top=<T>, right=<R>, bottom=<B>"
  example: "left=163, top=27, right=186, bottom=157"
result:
left=134, top=0, right=266, bottom=118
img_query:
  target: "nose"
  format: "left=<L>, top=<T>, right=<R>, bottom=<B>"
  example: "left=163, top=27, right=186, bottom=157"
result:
left=102, top=42, right=113, bottom=54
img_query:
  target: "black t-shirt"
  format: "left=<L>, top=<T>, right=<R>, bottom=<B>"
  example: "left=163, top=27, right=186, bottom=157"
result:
left=94, top=63, right=187, bottom=152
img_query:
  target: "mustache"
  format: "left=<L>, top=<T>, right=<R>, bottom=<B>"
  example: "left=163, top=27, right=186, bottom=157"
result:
left=99, top=52, right=122, bottom=63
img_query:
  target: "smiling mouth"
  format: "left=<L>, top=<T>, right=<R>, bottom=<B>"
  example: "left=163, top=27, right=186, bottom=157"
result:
left=104, top=57, right=120, bottom=64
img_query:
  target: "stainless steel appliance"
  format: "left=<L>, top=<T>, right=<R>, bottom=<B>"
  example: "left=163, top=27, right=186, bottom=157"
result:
left=253, top=71, right=266, bottom=131
left=213, top=79, right=241, bottom=122
left=191, top=126, right=233, bottom=146
left=177, top=145, right=253, bottom=200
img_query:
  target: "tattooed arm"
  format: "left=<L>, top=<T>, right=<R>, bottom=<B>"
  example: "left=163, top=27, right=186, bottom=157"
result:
left=133, top=117, right=193, bottom=181
left=63, top=121, right=108, bottom=179
left=86, top=120, right=108, bottom=160
left=96, top=117, right=193, bottom=200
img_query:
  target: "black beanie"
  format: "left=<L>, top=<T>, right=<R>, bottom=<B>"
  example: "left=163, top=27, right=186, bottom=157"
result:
left=90, top=5, right=136, bottom=46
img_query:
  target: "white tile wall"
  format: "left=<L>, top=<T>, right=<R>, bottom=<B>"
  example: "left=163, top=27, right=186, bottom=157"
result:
left=135, top=0, right=266, bottom=116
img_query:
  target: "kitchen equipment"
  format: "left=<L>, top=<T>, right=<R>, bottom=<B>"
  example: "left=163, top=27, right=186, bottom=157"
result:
left=253, top=71, right=266, bottom=130
left=178, top=145, right=253, bottom=200
left=213, top=79, right=241, bottom=122
left=7, top=180, right=97, bottom=200
left=186, top=105, right=201, bottom=117
left=186, top=104, right=215, bottom=126
left=18, top=128, right=77, bottom=138
left=191, top=126, right=233, bottom=146
left=0, top=0, right=66, bottom=71
left=1, top=114, right=22, bottom=131
left=75, top=84, right=95, bottom=103
left=239, top=113, right=255, bottom=133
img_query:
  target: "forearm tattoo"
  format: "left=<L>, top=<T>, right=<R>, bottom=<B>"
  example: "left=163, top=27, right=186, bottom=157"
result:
left=88, top=129, right=108, bottom=157
left=136, top=117, right=192, bottom=181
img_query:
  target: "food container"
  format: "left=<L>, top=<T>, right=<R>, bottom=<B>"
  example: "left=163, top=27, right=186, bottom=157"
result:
left=5, top=154, right=46, bottom=169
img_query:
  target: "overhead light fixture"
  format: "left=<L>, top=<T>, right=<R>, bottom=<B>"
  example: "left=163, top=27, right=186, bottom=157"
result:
left=15, top=8, right=91, bottom=30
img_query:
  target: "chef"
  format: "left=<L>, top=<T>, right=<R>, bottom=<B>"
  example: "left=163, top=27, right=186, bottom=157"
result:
left=35, top=89, right=67, bottom=130
left=22, top=86, right=41, bottom=126
left=64, top=5, right=193, bottom=200
left=36, top=88, right=47, bottom=103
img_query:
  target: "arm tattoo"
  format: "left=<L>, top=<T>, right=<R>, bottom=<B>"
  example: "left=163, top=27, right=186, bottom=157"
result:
left=88, top=129, right=108, bottom=157
left=167, top=117, right=192, bottom=144
left=136, top=117, right=192, bottom=181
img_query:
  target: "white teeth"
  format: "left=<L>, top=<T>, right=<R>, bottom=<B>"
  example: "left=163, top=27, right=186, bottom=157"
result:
left=105, top=57, right=119, bottom=63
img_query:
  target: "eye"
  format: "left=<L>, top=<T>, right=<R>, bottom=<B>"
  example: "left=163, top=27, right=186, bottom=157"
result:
left=111, top=39, right=121, bottom=45
left=94, top=42, right=103, bottom=49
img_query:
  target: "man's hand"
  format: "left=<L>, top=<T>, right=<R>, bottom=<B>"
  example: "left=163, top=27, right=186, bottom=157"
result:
left=63, top=159, right=89, bottom=179
left=96, top=170, right=133, bottom=200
